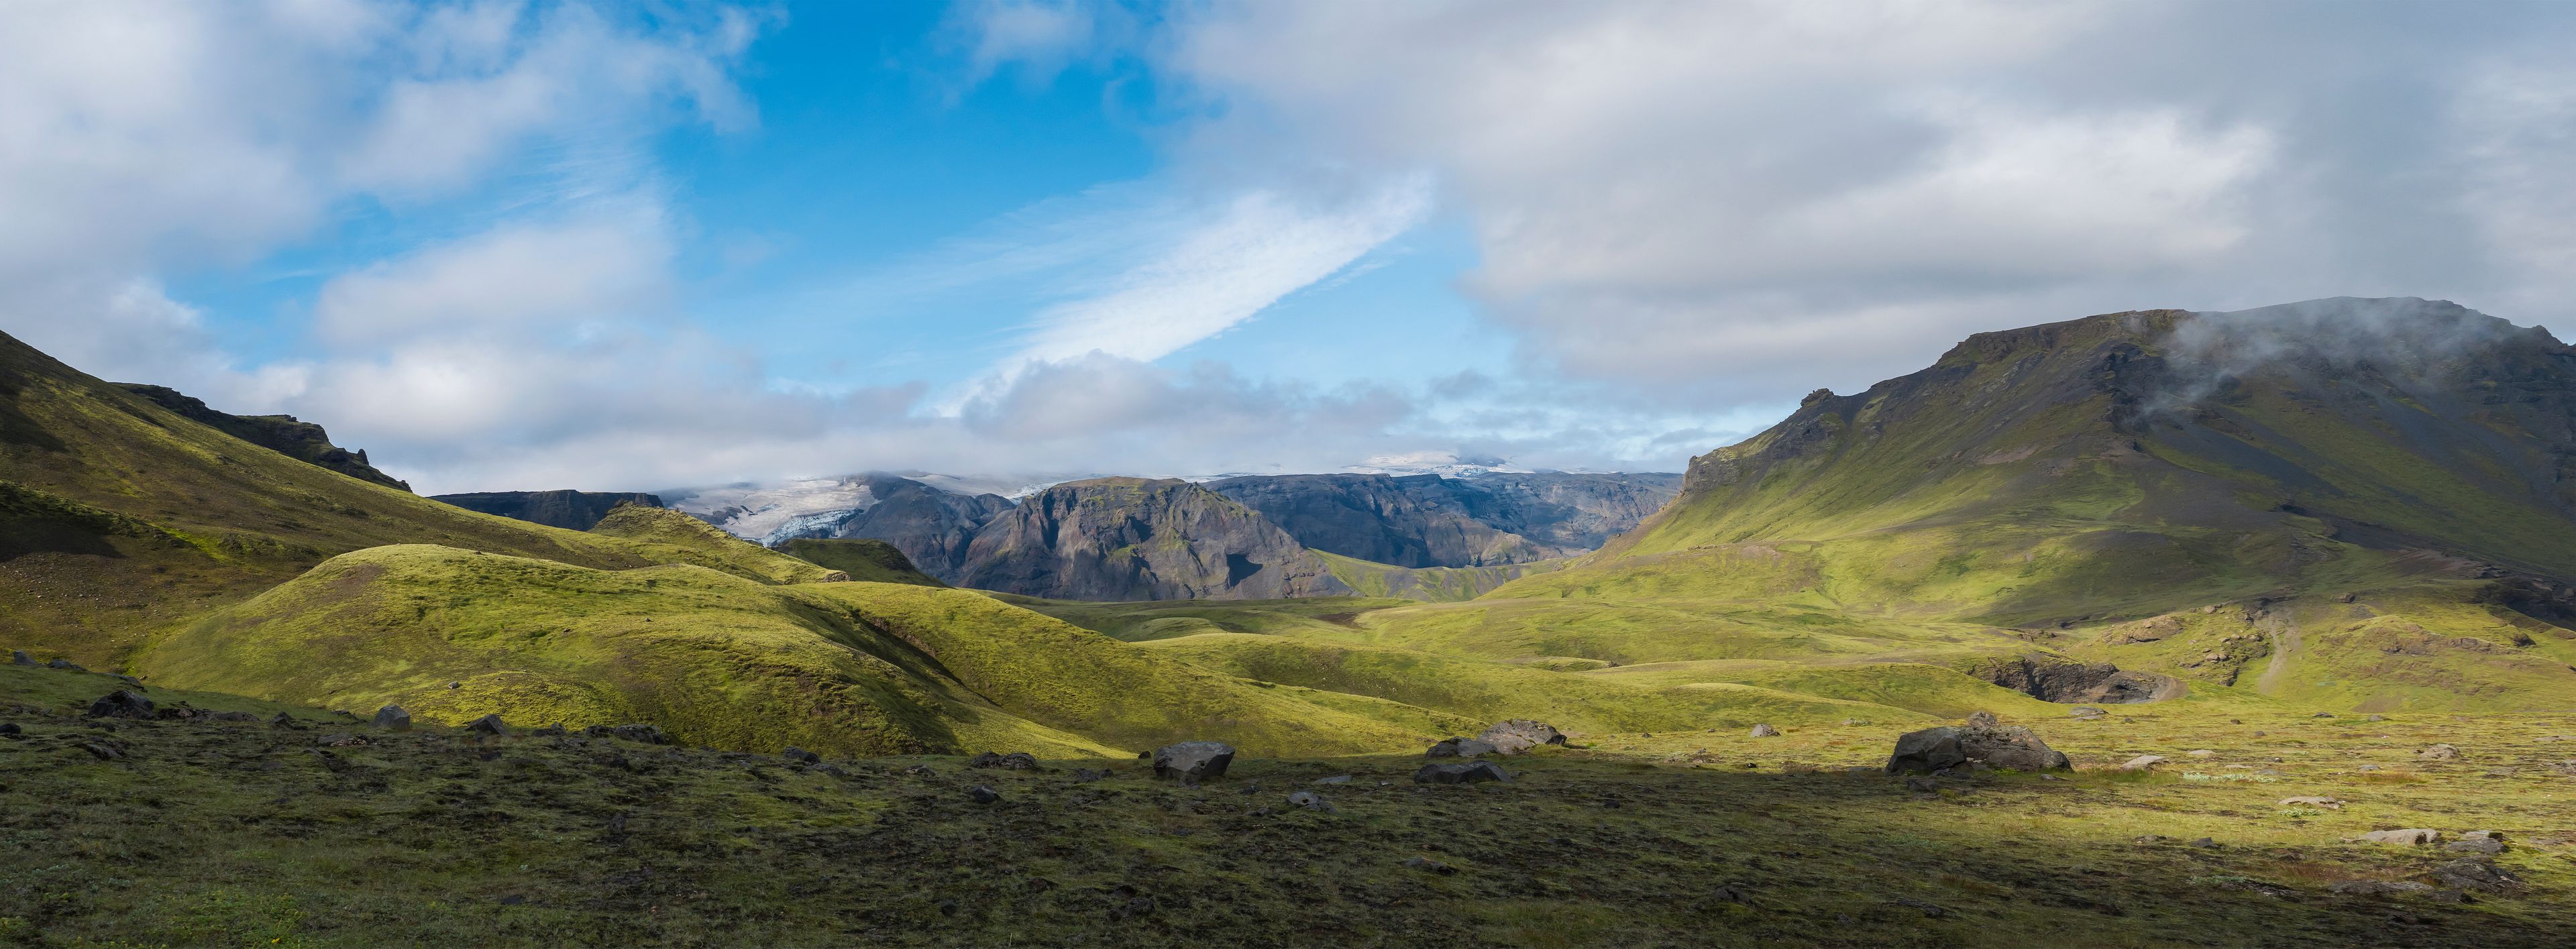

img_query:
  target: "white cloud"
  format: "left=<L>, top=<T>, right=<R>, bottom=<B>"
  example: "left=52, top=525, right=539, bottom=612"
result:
left=313, top=207, right=673, bottom=344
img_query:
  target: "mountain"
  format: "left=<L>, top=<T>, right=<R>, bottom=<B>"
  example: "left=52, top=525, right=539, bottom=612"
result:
left=431, top=490, right=666, bottom=530
left=115, top=383, right=412, bottom=491
left=667, top=473, right=1013, bottom=575
left=959, top=478, right=1352, bottom=600
left=1205, top=471, right=1680, bottom=567
left=1348, top=297, right=2576, bottom=712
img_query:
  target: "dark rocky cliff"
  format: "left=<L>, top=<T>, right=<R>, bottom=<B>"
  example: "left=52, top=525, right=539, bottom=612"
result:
left=116, top=384, right=411, bottom=492
left=958, top=478, right=1350, bottom=600
left=1207, top=472, right=1680, bottom=568
left=432, top=490, right=666, bottom=531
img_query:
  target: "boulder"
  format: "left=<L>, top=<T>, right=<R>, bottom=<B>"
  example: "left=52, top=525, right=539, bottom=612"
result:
left=781, top=747, right=821, bottom=765
left=1749, top=724, right=1780, bottom=738
left=370, top=706, right=412, bottom=732
left=968, top=785, right=1000, bottom=804
left=1414, top=762, right=1511, bottom=785
left=9, top=650, right=33, bottom=666
left=2357, top=828, right=2441, bottom=845
left=2069, top=706, right=2106, bottom=719
left=1313, top=775, right=1352, bottom=785
left=1426, top=737, right=1499, bottom=758
left=0, top=723, right=19, bottom=737
left=1152, top=741, right=1235, bottom=783
left=86, top=690, right=155, bottom=719
left=2418, top=744, right=2461, bottom=761
left=47, top=659, right=85, bottom=671
left=2118, top=755, right=2167, bottom=771
left=1885, top=724, right=2071, bottom=774
left=1286, top=791, right=1335, bottom=812
left=2430, top=858, right=2520, bottom=893
left=465, top=714, right=510, bottom=737
left=1965, top=710, right=1998, bottom=728
left=1476, top=720, right=1568, bottom=754
left=969, top=751, right=1040, bottom=771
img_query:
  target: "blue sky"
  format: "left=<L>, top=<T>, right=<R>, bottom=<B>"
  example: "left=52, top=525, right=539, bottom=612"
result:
left=6, top=1, right=2576, bottom=493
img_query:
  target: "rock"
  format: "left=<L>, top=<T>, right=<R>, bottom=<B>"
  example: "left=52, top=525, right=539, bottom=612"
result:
left=0, top=723, right=19, bottom=737
left=969, top=751, right=1040, bottom=770
left=1286, top=791, right=1335, bottom=812
left=268, top=712, right=303, bottom=730
left=2445, top=838, right=2506, bottom=855
left=1904, top=777, right=1939, bottom=794
left=1748, top=724, right=1780, bottom=738
left=781, top=747, right=820, bottom=765
left=2115, top=754, right=2169, bottom=772
left=2185, top=749, right=2215, bottom=758
left=315, top=732, right=368, bottom=748
left=1426, top=737, right=1500, bottom=758
left=465, top=714, right=509, bottom=737
left=2069, top=706, right=2106, bottom=719
left=1841, top=718, right=1868, bottom=726
left=2186, top=837, right=2219, bottom=849
left=1965, top=710, right=1998, bottom=728
left=2312, top=712, right=2334, bottom=718
left=370, top=706, right=412, bottom=732
left=1413, top=762, right=1511, bottom=785
left=2277, top=796, right=2343, bottom=810
left=2430, top=858, right=2520, bottom=893
left=2329, top=880, right=2432, bottom=895
left=2417, top=744, right=2461, bottom=761
left=583, top=724, right=671, bottom=744
left=2357, top=828, right=2442, bottom=845
left=2365, top=714, right=2386, bottom=722
left=86, top=690, right=154, bottom=719
left=1403, top=856, right=1456, bottom=875
left=968, top=785, right=1000, bottom=804
left=1313, top=775, right=1352, bottom=785
left=447, top=681, right=462, bottom=689
left=9, top=650, right=34, bottom=665
left=1476, top=720, right=1568, bottom=754
left=81, top=741, right=123, bottom=761
left=46, top=659, right=85, bottom=671
left=1070, top=768, right=1111, bottom=782
left=2460, top=829, right=2504, bottom=841
left=1152, top=741, right=1235, bottom=783
left=1884, top=724, right=2070, bottom=773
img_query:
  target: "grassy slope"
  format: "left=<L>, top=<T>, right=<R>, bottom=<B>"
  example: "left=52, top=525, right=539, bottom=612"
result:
left=3, top=682, right=2571, bottom=948
left=138, top=545, right=1451, bottom=759
left=777, top=537, right=948, bottom=586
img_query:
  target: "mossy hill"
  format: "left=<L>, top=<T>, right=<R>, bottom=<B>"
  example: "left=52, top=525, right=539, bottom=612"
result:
left=778, top=537, right=948, bottom=586
left=114, top=383, right=413, bottom=492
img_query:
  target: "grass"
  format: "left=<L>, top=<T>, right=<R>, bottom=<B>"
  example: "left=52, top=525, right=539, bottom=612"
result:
left=4, top=670, right=2571, bottom=947
left=775, top=538, right=947, bottom=586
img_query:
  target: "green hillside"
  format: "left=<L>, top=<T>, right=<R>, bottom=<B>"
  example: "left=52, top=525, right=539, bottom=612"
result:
left=777, top=537, right=948, bottom=586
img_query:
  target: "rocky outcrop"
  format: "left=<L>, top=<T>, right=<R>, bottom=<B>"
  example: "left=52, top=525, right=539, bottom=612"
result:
left=816, top=475, right=1014, bottom=580
left=1962, top=654, right=2175, bottom=704
left=1885, top=724, right=2072, bottom=773
left=1205, top=472, right=1680, bottom=568
left=432, top=490, right=665, bottom=531
left=117, top=384, right=411, bottom=491
left=959, top=478, right=1351, bottom=601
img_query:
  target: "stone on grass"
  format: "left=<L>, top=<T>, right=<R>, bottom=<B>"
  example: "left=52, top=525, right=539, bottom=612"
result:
left=1965, top=711, right=1998, bottom=728
left=2357, top=828, right=2441, bottom=845
left=2278, top=796, right=2343, bottom=809
left=1286, top=791, right=1336, bottom=812
left=465, top=714, right=509, bottom=737
left=0, top=723, right=19, bottom=737
left=370, top=706, right=412, bottom=732
left=2185, top=749, right=2214, bottom=758
left=1413, top=761, right=1510, bottom=785
left=968, top=785, right=1000, bottom=804
left=781, top=747, right=820, bottom=765
left=1152, top=741, right=1235, bottom=783
left=583, top=724, right=671, bottom=745
left=969, top=751, right=1040, bottom=771
left=2446, top=838, right=2506, bottom=855
left=1749, top=724, right=1780, bottom=738
left=2118, top=755, right=2167, bottom=772
left=86, top=690, right=154, bottom=719
left=1476, top=720, right=1568, bottom=754
left=1313, top=775, right=1352, bottom=785
left=2418, top=744, right=2461, bottom=761
left=2330, top=880, right=2432, bottom=895
left=9, top=650, right=33, bottom=666
left=47, top=659, right=84, bottom=671
left=1885, top=724, right=2070, bottom=774
left=1426, top=737, right=1499, bottom=758
left=2069, top=706, right=2106, bottom=719
left=2431, top=858, right=2520, bottom=893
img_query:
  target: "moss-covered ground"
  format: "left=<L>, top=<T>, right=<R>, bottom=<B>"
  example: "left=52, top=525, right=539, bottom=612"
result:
left=5, top=663, right=2572, bottom=948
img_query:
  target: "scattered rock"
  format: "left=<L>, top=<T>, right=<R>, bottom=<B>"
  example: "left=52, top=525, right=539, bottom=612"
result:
left=314, top=732, right=368, bottom=748
left=2365, top=714, right=2386, bottom=722
left=0, top=723, right=20, bottom=737
left=2445, top=838, right=2506, bottom=855
left=1313, top=775, right=1352, bottom=785
left=1885, top=724, right=2071, bottom=773
left=1749, top=724, right=1780, bottom=738
left=2357, top=764, right=2381, bottom=772
left=2329, top=880, right=2432, bottom=895
left=47, top=659, right=85, bottom=671
left=2186, top=837, right=2220, bottom=849
left=1904, top=777, right=1939, bottom=794
left=370, top=706, right=412, bottom=732
left=1964, top=710, right=1998, bottom=728
left=2185, top=749, right=2215, bottom=758
left=465, top=714, right=509, bottom=737
left=1070, top=768, right=1110, bottom=783
left=2069, top=707, right=2106, bottom=719
left=447, top=681, right=462, bottom=689
left=85, top=691, right=154, bottom=719
left=2312, top=712, right=2334, bottom=718
left=969, top=751, right=1040, bottom=770
left=1403, top=856, right=1456, bottom=875
left=1426, top=737, right=1501, bottom=758
left=268, top=712, right=303, bottom=730
left=780, top=747, right=820, bottom=765
left=2460, top=830, right=2504, bottom=841
left=2430, top=857, right=2520, bottom=893
left=2277, top=796, right=2343, bottom=810
left=1152, top=741, right=1235, bottom=783
left=1413, top=762, right=1511, bottom=785
left=1286, top=791, right=1336, bottom=812
left=1477, top=720, right=1568, bottom=754
left=2357, top=828, right=2442, bottom=845
left=583, top=724, right=671, bottom=744
left=2417, top=744, right=2461, bottom=761
left=968, top=785, right=1000, bottom=804
left=1841, top=718, right=1868, bottom=726
left=80, top=741, right=123, bottom=761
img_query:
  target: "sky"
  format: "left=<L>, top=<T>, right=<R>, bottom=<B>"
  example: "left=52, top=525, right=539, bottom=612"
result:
left=7, top=1, right=2576, bottom=494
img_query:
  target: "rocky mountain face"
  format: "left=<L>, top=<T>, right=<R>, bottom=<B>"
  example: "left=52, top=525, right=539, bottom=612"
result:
left=805, top=475, right=1014, bottom=579
left=115, top=384, right=411, bottom=492
left=431, top=490, right=666, bottom=531
left=958, top=478, right=1351, bottom=601
left=1208, top=472, right=1682, bottom=568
